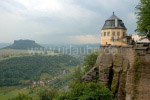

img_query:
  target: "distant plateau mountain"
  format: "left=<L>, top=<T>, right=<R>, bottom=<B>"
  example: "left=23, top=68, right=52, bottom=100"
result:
left=3, top=39, right=44, bottom=50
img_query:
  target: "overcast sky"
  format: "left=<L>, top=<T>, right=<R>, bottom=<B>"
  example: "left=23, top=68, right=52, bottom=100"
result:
left=0, top=0, right=139, bottom=44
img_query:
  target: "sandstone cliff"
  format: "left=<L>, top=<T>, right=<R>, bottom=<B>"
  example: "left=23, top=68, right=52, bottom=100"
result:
left=83, top=43, right=150, bottom=100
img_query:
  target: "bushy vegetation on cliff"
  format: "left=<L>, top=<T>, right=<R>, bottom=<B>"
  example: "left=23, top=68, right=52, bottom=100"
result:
left=83, top=52, right=98, bottom=73
left=56, top=82, right=113, bottom=100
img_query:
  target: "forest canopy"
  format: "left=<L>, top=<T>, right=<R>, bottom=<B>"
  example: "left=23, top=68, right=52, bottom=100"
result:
left=0, top=55, right=82, bottom=87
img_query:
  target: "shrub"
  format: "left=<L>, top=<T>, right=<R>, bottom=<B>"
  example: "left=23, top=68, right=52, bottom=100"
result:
left=56, top=82, right=113, bottom=100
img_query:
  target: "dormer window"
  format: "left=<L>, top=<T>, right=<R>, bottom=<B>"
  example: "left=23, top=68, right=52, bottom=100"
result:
left=115, top=19, right=118, bottom=27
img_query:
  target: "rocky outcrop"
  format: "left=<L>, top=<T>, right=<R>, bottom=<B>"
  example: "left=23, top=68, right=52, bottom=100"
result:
left=83, top=43, right=150, bottom=100
left=82, top=66, right=98, bottom=83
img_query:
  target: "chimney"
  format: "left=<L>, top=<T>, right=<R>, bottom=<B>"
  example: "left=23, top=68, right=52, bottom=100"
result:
left=115, top=19, right=118, bottom=27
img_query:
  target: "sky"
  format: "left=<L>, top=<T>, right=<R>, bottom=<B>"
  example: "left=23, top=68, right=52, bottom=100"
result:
left=0, top=0, right=139, bottom=44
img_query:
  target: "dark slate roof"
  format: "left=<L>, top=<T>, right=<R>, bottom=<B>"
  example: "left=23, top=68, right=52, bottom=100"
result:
left=102, top=12, right=127, bottom=30
left=107, top=13, right=121, bottom=20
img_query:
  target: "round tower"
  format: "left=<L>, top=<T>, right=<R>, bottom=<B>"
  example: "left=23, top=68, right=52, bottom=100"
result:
left=101, top=12, right=128, bottom=46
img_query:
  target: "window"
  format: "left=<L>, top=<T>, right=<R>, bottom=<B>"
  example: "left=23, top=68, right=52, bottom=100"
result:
left=104, top=32, right=106, bottom=36
left=117, top=32, right=120, bottom=36
left=112, top=32, right=115, bottom=36
left=107, top=32, right=110, bottom=36
left=123, top=32, right=125, bottom=36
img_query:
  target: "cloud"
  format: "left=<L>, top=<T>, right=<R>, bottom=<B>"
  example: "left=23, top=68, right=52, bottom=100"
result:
left=67, top=34, right=100, bottom=44
left=132, top=35, right=149, bottom=42
left=0, top=0, right=139, bottom=44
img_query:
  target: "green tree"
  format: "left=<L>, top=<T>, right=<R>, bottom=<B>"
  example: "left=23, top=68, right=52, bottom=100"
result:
left=56, top=82, right=113, bottom=100
left=38, top=88, right=58, bottom=100
left=12, top=94, right=32, bottom=100
left=135, top=0, right=150, bottom=40
left=72, top=67, right=83, bottom=82
left=83, top=52, right=98, bottom=73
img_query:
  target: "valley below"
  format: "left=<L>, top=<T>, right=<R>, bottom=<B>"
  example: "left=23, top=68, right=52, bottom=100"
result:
left=0, top=51, right=82, bottom=100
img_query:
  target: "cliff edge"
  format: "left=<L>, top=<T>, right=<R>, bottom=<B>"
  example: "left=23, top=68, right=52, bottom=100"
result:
left=83, top=43, right=150, bottom=100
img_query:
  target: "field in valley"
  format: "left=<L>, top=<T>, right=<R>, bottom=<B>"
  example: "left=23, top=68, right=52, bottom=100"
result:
left=0, top=66, right=76, bottom=100
left=0, top=49, right=29, bottom=60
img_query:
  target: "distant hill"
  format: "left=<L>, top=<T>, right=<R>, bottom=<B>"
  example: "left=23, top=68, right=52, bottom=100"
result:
left=3, top=40, right=44, bottom=50
left=0, top=43, right=10, bottom=49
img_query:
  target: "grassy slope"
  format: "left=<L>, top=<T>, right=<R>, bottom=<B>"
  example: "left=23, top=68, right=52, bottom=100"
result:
left=0, top=87, right=41, bottom=100
left=0, top=86, right=28, bottom=99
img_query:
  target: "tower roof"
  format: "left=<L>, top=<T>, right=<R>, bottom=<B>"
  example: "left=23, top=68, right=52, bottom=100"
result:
left=102, top=12, right=127, bottom=30
left=107, top=12, right=121, bottom=20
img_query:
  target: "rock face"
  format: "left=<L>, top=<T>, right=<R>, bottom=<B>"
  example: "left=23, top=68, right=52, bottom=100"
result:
left=82, top=66, right=98, bottom=83
left=83, top=43, right=150, bottom=100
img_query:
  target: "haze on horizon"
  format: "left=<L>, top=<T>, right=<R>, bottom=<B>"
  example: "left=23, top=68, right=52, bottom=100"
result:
left=0, top=0, right=139, bottom=44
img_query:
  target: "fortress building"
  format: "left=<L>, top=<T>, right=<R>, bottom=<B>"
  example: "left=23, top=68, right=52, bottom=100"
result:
left=83, top=12, right=150, bottom=100
left=101, top=12, right=133, bottom=46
